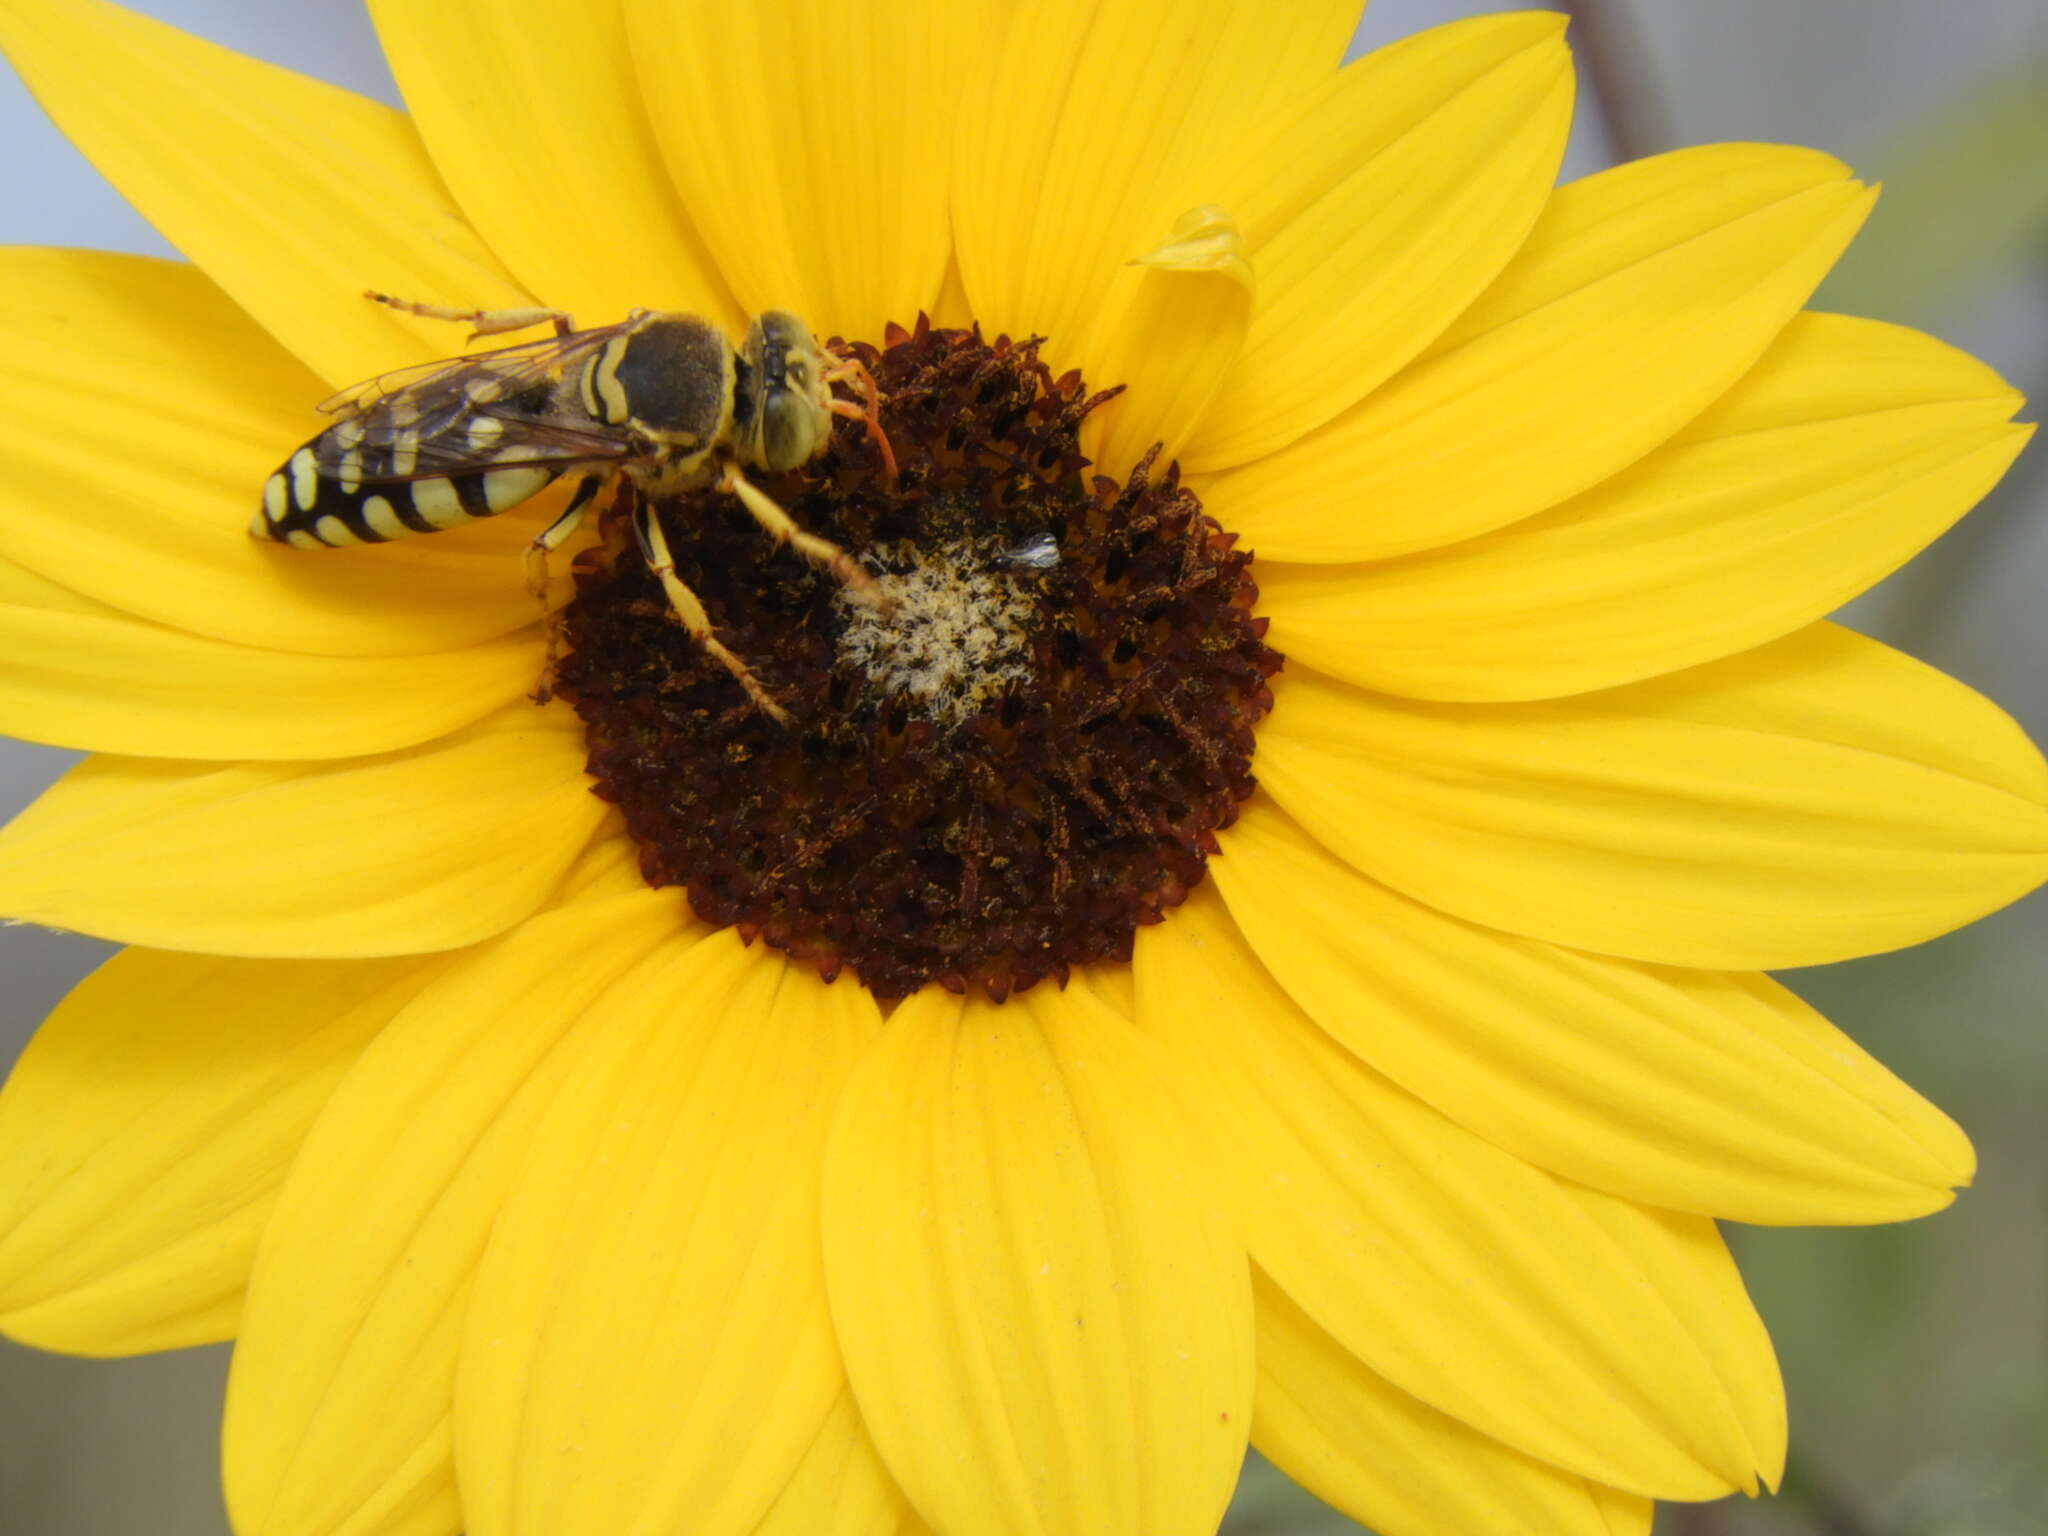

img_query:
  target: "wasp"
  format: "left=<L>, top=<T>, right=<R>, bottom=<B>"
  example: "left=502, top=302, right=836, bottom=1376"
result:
left=254, top=294, right=897, bottom=721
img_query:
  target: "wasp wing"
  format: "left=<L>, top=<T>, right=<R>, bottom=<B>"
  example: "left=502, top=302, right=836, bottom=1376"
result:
left=314, top=324, right=621, bottom=416
left=314, top=324, right=641, bottom=483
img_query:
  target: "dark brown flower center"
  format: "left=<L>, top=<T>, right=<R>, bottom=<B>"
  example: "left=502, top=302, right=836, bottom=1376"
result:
left=558, top=320, right=1281, bottom=1000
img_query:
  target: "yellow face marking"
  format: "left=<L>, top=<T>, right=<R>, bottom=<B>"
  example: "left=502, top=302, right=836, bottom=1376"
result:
left=289, top=447, right=319, bottom=509
left=314, top=514, right=360, bottom=546
left=481, top=466, right=552, bottom=512
left=336, top=447, right=364, bottom=495
left=284, top=529, right=325, bottom=550
left=263, top=472, right=288, bottom=524
left=361, top=494, right=408, bottom=541
left=410, top=476, right=473, bottom=529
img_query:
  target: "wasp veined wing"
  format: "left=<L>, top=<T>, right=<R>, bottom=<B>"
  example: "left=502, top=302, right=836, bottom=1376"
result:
left=313, top=324, right=619, bottom=416
left=263, top=324, right=642, bottom=547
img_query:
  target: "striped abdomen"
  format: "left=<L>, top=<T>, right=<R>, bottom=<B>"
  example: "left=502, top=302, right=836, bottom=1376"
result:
left=252, top=423, right=563, bottom=547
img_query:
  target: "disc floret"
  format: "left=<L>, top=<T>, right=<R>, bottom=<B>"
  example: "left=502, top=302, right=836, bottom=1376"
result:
left=558, top=320, right=1281, bottom=999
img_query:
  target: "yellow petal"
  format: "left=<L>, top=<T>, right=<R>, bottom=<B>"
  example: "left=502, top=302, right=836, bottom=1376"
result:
left=457, top=936, right=878, bottom=1536
left=0, top=248, right=573, bottom=659
left=0, top=700, right=607, bottom=958
left=1213, top=797, right=1974, bottom=1224
left=822, top=982, right=1253, bottom=1536
left=625, top=0, right=986, bottom=339
left=0, top=948, right=438, bottom=1356
left=1135, top=887, right=1783, bottom=1500
left=0, top=0, right=536, bottom=388
left=1592, top=1487, right=1653, bottom=1536
left=1260, top=625, right=2048, bottom=968
left=748, top=1393, right=921, bottom=1536
left=222, top=890, right=696, bottom=1536
left=953, top=0, right=1360, bottom=358
left=1078, top=204, right=1254, bottom=480
left=368, top=0, right=737, bottom=332
left=0, top=553, right=537, bottom=760
left=930, top=252, right=974, bottom=331
left=1210, top=144, right=1874, bottom=560
left=1261, top=312, right=2030, bottom=698
left=1180, top=13, right=1574, bottom=472
left=1252, top=1270, right=1655, bottom=1536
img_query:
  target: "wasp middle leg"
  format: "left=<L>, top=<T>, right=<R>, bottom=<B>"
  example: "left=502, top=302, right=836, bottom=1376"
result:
left=633, top=500, right=793, bottom=725
left=526, top=472, right=611, bottom=703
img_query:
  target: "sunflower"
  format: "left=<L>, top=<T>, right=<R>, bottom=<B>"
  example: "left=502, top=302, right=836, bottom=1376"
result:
left=1, top=1, right=2044, bottom=1534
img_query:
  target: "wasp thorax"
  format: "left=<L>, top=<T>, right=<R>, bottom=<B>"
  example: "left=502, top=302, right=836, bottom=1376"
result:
left=557, top=320, right=1281, bottom=1000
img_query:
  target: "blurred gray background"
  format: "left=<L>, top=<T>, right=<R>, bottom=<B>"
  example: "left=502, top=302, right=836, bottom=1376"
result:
left=1, top=2, right=2043, bottom=1533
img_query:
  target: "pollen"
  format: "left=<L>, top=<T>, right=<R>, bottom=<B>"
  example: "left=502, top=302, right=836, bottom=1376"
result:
left=557, top=320, right=1281, bottom=1000
left=834, top=523, right=1042, bottom=729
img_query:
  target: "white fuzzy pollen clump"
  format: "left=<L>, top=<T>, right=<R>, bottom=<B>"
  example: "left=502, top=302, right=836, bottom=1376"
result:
left=836, top=534, right=1052, bottom=728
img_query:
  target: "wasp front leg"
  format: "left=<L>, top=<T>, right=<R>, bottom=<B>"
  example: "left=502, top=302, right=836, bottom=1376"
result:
left=717, top=462, right=887, bottom=607
left=822, top=354, right=897, bottom=485
left=363, top=291, right=577, bottom=341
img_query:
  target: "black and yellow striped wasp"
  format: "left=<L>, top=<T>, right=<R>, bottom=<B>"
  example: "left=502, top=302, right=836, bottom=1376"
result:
left=255, top=293, right=895, bottom=720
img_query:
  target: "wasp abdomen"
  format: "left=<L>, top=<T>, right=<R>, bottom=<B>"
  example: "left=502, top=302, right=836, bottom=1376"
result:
left=253, top=429, right=561, bottom=547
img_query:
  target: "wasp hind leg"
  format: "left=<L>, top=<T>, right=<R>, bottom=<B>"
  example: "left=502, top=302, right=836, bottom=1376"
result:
left=717, top=463, right=888, bottom=609
left=526, top=473, right=610, bottom=704
left=363, top=291, right=577, bottom=341
left=633, top=502, right=793, bottom=726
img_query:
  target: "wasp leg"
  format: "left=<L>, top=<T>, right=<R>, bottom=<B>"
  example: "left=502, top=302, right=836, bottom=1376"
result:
left=526, top=473, right=610, bottom=704
left=633, top=504, right=793, bottom=725
left=362, top=291, right=577, bottom=340
left=717, top=462, right=886, bottom=607
left=823, top=356, right=898, bottom=486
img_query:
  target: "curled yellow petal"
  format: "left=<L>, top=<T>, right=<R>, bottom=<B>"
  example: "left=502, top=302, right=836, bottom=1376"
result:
left=1080, top=205, right=1254, bottom=480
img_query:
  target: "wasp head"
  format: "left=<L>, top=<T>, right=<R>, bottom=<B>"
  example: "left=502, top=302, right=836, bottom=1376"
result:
left=736, top=310, right=837, bottom=473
